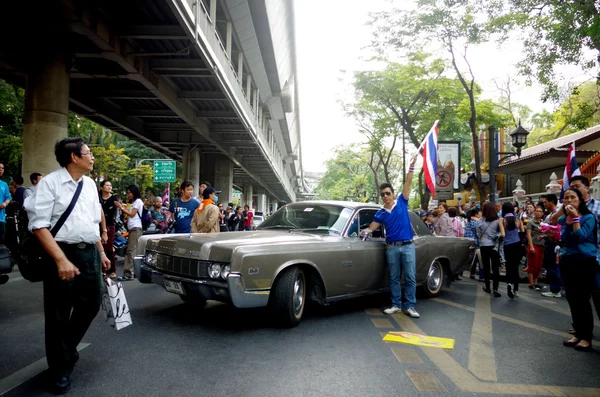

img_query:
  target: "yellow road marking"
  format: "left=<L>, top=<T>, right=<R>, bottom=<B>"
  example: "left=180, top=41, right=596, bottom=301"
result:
left=371, top=318, right=394, bottom=328
left=468, top=287, right=497, bottom=381
left=390, top=313, right=600, bottom=396
left=364, top=308, right=384, bottom=316
left=391, top=347, right=423, bottom=363
left=405, top=370, right=447, bottom=392
left=432, top=298, right=600, bottom=345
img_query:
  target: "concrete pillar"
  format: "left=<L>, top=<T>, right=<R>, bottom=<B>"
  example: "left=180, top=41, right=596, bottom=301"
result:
left=181, top=146, right=190, bottom=181
left=209, top=0, right=217, bottom=24
left=270, top=198, right=279, bottom=214
left=214, top=155, right=233, bottom=206
left=246, top=76, right=252, bottom=102
left=22, top=53, right=69, bottom=179
left=244, top=184, right=254, bottom=208
left=189, top=148, right=201, bottom=198
left=256, top=193, right=267, bottom=214
left=237, top=53, right=244, bottom=81
left=226, top=21, right=232, bottom=59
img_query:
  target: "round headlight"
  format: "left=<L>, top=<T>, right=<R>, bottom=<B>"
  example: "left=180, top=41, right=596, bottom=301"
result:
left=145, top=251, right=157, bottom=266
left=221, top=265, right=231, bottom=279
left=209, top=263, right=221, bottom=279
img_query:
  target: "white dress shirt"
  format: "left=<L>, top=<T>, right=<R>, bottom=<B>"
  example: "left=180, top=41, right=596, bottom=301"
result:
left=24, top=167, right=101, bottom=244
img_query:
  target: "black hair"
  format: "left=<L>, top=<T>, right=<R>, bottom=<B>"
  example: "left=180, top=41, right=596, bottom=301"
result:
left=562, top=188, right=592, bottom=216
left=468, top=208, right=480, bottom=218
left=180, top=180, right=194, bottom=191
left=244, top=204, right=249, bottom=209
left=126, top=184, right=142, bottom=201
left=569, top=175, right=590, bottom=187
left=12, top=175, right=24, bottom=185
left=55, top=138, right=86, bottom=167
left=29, top=172, right=42, bottom=184
left=448, top=207, right=457, bottom=217
left=100, top=180, right=111, bottom=188
left=235, top=206, right=242, bottom=212
left=202, top=187, right=216, bottom=199
left=501, top=202, right=516, bottom=230
left=545, top=194, right=558, bottom=205
left=200, top=181, right=211, bottom=188
left=379, top=183, right=394, bottom=193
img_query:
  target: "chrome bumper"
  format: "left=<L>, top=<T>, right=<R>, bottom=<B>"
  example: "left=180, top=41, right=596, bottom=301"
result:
left=137, top=262, right=270, bottom=309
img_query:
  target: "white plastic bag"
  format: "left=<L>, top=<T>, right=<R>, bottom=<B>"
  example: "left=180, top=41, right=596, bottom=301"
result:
left=101, top=278, right=132, bottom=330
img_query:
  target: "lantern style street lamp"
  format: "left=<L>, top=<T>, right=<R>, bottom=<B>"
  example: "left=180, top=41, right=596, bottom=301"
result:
left=488, top=122, right=530, bottom=202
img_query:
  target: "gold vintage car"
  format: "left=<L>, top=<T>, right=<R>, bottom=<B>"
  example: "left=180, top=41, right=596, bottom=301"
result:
left=134, top=201, right=475, bottom=327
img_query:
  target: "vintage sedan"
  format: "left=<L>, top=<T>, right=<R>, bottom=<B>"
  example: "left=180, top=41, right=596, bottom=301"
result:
left=135, top=201, right=475, bottom=327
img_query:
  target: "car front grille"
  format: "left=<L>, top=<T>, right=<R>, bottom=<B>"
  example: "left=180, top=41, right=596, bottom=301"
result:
left=153, top=253, right=209, bottom=279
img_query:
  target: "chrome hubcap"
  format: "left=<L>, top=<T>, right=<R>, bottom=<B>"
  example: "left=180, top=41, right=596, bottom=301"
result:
left=293, top=275, right=304, bottom=314
left=427, top=262, right=442, bottom=291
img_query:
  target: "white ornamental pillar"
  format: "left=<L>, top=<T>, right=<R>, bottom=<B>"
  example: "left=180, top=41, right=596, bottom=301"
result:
left=545, top=172, right=562, bottom=194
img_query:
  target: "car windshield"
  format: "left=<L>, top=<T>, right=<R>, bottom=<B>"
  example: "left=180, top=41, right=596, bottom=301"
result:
left=258, top=204, right=353, bottom=233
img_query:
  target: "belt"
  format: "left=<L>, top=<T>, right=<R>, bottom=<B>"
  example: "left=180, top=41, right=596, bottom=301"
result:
left=57, top=242, right=95, bottom=250
left=386, top=240, right=413, bottom=246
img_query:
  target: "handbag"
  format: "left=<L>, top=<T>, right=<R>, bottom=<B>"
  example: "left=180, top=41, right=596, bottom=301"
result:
left=101, top=277, right=132, bottom=330
left=18, top=180, right=83, bottom=282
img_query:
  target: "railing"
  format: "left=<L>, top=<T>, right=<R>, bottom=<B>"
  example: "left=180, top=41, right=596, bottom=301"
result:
left=180, top=0, right=293, bottom=198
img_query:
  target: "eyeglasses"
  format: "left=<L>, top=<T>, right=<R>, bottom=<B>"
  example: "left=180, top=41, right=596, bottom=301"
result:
left=80, top=151, right=94, bottom=158
left=380, top=191, right=393, bottom=197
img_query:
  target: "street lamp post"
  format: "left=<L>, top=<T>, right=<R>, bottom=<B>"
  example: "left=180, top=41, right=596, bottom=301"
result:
left=488, top=123, right=530, bottom=202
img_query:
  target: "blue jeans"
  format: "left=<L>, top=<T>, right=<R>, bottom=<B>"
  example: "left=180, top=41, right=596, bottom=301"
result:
left=385, top=243, right=417, bottom=310
left=543, top=243, right=563, bottom=293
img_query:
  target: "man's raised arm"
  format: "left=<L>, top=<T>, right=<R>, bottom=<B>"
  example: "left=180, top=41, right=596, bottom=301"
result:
left=402, top=154, right=418, bottom=200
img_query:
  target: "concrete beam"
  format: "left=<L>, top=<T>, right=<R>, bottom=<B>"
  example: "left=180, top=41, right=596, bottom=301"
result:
left=150, top=59, right=209, bottom=71
left=145, top=122, right=195, bottom=130
left=177, top=91, right=227, bottom=100
left=98, top=90, right=157, bottom=99
left=196, top=111, right=238, bottom=119
left=128, top=109, right=179, bottom=118
left=115, top=25, right=189, bottom=40
left=209, top=124, right=247, bottom=132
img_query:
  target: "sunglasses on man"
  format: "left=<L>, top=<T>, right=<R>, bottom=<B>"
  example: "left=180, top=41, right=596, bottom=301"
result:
left=380, top=191, right=393, bottom=197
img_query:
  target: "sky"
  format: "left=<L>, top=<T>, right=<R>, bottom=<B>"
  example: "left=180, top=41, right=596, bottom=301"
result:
left=293, top=0, right=591, bottom=173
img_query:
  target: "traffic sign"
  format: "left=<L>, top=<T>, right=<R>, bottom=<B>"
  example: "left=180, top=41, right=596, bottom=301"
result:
left=153, top=160, right=176, bottom=182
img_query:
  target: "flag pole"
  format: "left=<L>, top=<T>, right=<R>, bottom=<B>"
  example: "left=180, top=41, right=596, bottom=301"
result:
left=417, top=120, right=439, bottom=153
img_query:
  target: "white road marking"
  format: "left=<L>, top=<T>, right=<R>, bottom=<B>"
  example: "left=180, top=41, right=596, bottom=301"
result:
left=0, top=343, right=90, bottom=395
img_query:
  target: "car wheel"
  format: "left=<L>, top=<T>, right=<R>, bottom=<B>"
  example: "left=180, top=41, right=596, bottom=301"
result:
left=180, top=295, right=207, bottom=308
left=271, top=266, right=306, bottom=327
left=423, top=260, right=444, bottom=297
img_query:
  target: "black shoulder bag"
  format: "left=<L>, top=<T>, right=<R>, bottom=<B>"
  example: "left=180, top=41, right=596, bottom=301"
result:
left=18, top=180, right=84, bottom=282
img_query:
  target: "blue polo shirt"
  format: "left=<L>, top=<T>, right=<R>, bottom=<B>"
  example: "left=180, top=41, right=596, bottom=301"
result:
left=373, top=196, right=413, bottom=243
left=0, top=180, right=11, bottom=223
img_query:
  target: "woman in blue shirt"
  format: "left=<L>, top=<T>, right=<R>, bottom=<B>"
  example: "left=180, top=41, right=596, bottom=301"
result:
left=559, top=188, right=596, bottom=352
left=501, top=202, right=525, bottom=299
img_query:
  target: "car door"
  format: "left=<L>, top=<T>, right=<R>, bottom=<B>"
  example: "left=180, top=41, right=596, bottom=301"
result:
left=346, top=209, right=387, bottom=293
left=408, top=212, right=431, bottom=283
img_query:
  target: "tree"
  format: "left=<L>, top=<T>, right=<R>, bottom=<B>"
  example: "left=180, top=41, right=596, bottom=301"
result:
left=369, top=0, right=492, bottom=203
left=348, top=55, right=471, bottom=208
left=0, top=80, right=24, bottom=179
left=90, top=144, right=130, bottom=183
left=489, top=0, right=600, bottom=101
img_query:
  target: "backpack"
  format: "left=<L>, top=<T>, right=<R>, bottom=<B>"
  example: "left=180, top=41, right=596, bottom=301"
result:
left=138, top=207, right=152, bottom=230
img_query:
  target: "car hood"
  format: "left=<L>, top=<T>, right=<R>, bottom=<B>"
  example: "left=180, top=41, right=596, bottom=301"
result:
left=145, top=230, right=328, bottom=262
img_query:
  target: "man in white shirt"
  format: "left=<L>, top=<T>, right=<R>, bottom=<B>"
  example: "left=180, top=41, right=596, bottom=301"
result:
left=25, top=138, right=110, bottom=394
left=23, top=172, right=42, bottom=199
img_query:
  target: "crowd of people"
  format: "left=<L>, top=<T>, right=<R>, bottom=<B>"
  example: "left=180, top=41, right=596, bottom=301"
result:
left=416, top=178, right=600, bottom=353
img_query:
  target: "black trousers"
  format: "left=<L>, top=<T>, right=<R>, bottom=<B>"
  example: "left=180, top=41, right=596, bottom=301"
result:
left=480, top=246, right=501, bottom=291
left=43, top=243, right=102, bottom=377
left=504, top=242, right=523, bottom=291
left=0, top=221, right=5, bottom=245
left=559, top=255, right=596, bottom=342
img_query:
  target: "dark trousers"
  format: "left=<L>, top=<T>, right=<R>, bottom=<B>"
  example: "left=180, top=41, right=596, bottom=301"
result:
left=560, top=255, right=596, bottom=342
left=504, top=242, right=522, bottom=291
left=543, top=242, right=562, bottom=293
left=102, top=226, right=116, bottom=275
left=594, top=263, right=600, bottom=321
left=0, top=221, right=5, bottom=245
left=43, top=243, right=102, bottom=377
left=480, top=246, right=501, bottom=291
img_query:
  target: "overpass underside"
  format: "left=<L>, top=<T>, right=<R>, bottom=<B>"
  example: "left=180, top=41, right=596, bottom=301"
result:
left=0, top=0, right=299, bottom=203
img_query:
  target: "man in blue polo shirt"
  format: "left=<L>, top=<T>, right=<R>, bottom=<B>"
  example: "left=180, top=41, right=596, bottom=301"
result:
left=362, top=154, right=420, bottom=318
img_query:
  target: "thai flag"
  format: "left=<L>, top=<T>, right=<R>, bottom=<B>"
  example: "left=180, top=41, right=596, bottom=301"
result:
left=562, top=142, right=581, bottom=194
left=420, top=121, right=439, bottom=197
left=161, top=183, right=170, bottom=204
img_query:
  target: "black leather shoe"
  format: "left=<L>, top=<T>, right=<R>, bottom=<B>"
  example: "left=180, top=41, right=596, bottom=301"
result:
left=482, top=287, right=491, bottom=293
left=72, top=351, right=79, bottom=365
left=54, top=376, right=71, bottom=395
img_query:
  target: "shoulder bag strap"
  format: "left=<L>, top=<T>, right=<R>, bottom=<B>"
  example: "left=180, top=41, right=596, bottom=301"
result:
left=49, top=180, right=83, bottom=237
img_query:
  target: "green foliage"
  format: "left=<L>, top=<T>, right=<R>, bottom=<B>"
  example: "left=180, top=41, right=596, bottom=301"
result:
left=130, top=164, right=154, bottom=195
left=90, top=144, right=130, bottom=183
left=488, top=0, right=600, bottom=101
left=0, top=80, right=24, bottom=178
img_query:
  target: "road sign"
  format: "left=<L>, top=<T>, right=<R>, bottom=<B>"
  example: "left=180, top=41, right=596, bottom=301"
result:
left=435, top=167, right=454, bottom=200
left=153, top=160, right=176, bottom=182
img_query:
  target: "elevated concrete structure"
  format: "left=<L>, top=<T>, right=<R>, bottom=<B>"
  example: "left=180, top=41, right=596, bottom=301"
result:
left=0, top=0, right=304, bottom=203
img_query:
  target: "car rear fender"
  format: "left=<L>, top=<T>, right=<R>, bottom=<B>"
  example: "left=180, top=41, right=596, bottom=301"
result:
left=272, top=261, right=327, bottom=305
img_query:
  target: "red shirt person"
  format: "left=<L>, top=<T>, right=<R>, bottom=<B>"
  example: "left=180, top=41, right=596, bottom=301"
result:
left=243, top=205, right=253, bottom=231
